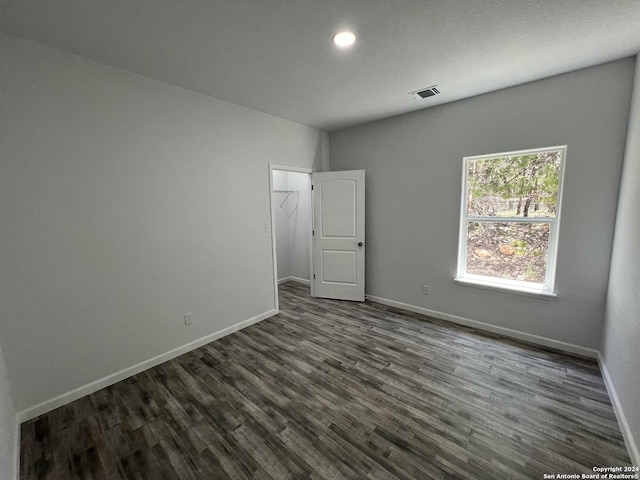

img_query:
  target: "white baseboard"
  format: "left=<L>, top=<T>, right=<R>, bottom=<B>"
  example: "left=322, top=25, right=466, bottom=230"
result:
left=278, top=276, right=310, bottom=285
left=11, top=294, right=638, bottom=469
left=370, top=295, right=639, bottom=465
left=598, top=352, right=640, bottom=467
left=17, top=309, right=277, bottom=423
left=366, top=295, right=598, bottom=359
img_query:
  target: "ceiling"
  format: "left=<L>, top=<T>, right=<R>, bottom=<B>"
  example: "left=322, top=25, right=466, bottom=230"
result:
left=1, top=0, right=640, bottom=131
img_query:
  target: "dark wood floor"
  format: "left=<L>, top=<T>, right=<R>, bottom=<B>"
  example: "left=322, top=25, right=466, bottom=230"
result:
left=21, top=282, right=631, bottom=479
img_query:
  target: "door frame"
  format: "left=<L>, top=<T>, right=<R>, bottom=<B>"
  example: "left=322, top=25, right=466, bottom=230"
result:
left=268, top=163, right=314, bottom=314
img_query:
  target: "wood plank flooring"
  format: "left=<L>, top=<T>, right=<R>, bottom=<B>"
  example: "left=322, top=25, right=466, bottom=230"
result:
left=20, top=281, right=631, bottom=479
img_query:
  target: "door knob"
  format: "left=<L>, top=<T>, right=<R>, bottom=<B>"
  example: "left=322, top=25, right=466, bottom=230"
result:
left=358, top=242, right=364, bottom=247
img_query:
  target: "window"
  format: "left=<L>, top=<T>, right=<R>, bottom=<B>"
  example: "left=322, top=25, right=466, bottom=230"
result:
left=455, top=146, right=566, bottom=297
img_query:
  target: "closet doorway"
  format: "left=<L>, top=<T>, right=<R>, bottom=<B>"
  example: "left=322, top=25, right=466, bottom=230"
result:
left=268, top=164, right=313, bottom=312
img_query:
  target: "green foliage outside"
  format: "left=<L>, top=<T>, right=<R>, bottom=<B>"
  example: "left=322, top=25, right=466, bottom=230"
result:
left=465, top=150, right=561, bottom=284
left=467, top=151, right=561, bottom=218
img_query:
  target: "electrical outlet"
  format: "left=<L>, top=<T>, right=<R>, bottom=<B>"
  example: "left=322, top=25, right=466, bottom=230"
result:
left=423, top=285, right=430, bottom=295
left=184, top=313, right=192, bottom=325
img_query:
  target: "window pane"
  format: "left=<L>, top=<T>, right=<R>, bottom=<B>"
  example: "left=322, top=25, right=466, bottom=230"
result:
left=466, top=150, right=561, bottom=218
left=466, top=222, right=549, bottom=284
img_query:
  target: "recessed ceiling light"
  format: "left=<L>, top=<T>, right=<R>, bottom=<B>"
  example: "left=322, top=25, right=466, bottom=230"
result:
left=332, top=31, right=356, bottom=48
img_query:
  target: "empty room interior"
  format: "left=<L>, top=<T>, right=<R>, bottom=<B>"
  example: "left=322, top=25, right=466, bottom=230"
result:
left=1, top=1, right=640, bottom=478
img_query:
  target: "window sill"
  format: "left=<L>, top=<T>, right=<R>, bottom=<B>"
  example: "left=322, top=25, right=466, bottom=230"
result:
left=454, top=277, right=557, bottom=300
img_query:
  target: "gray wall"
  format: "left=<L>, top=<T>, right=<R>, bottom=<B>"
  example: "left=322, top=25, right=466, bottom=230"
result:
left=0, top=340, right=17, bottom=479
left=0, top=34, right=324, bottom=412
left=330, top=58, right=635, bottom=350
left=601, top=56, right=640, bottom=465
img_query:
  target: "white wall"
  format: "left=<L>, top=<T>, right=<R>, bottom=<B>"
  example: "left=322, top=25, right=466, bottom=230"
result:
left=273, top=171, right=311, bottom=282
left=273, top=171, right=292, bottom=279
left=0, top=34, right=324, bottom=413
left=0, top=339, right=17, bottom=479
left=601, top=56, right=640, bottom=466
left=330, top=58, right=635, bottom=351
left=286, top=172, right=311, bottom=282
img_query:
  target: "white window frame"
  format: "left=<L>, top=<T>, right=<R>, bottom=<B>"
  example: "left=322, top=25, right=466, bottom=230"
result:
left=455, top=145, right=567, bottom=298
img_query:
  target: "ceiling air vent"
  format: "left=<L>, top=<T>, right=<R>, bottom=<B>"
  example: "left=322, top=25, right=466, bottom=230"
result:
left=409, top=85, right=440, bottom=100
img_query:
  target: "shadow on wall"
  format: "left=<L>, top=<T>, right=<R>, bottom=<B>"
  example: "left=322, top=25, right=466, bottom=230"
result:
left=273, top=170, right=311, bottom=284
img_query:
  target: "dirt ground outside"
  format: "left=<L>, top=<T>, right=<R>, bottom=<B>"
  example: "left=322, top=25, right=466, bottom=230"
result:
left=465, top=222, right=549, bottom=283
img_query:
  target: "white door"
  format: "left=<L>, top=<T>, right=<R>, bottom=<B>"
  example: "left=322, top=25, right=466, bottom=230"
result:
left=312, top=170, right=365, bottom=301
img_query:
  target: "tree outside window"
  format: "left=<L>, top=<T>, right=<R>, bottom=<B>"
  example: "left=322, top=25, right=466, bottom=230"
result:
left=456, top=146, right=566, bottom=295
